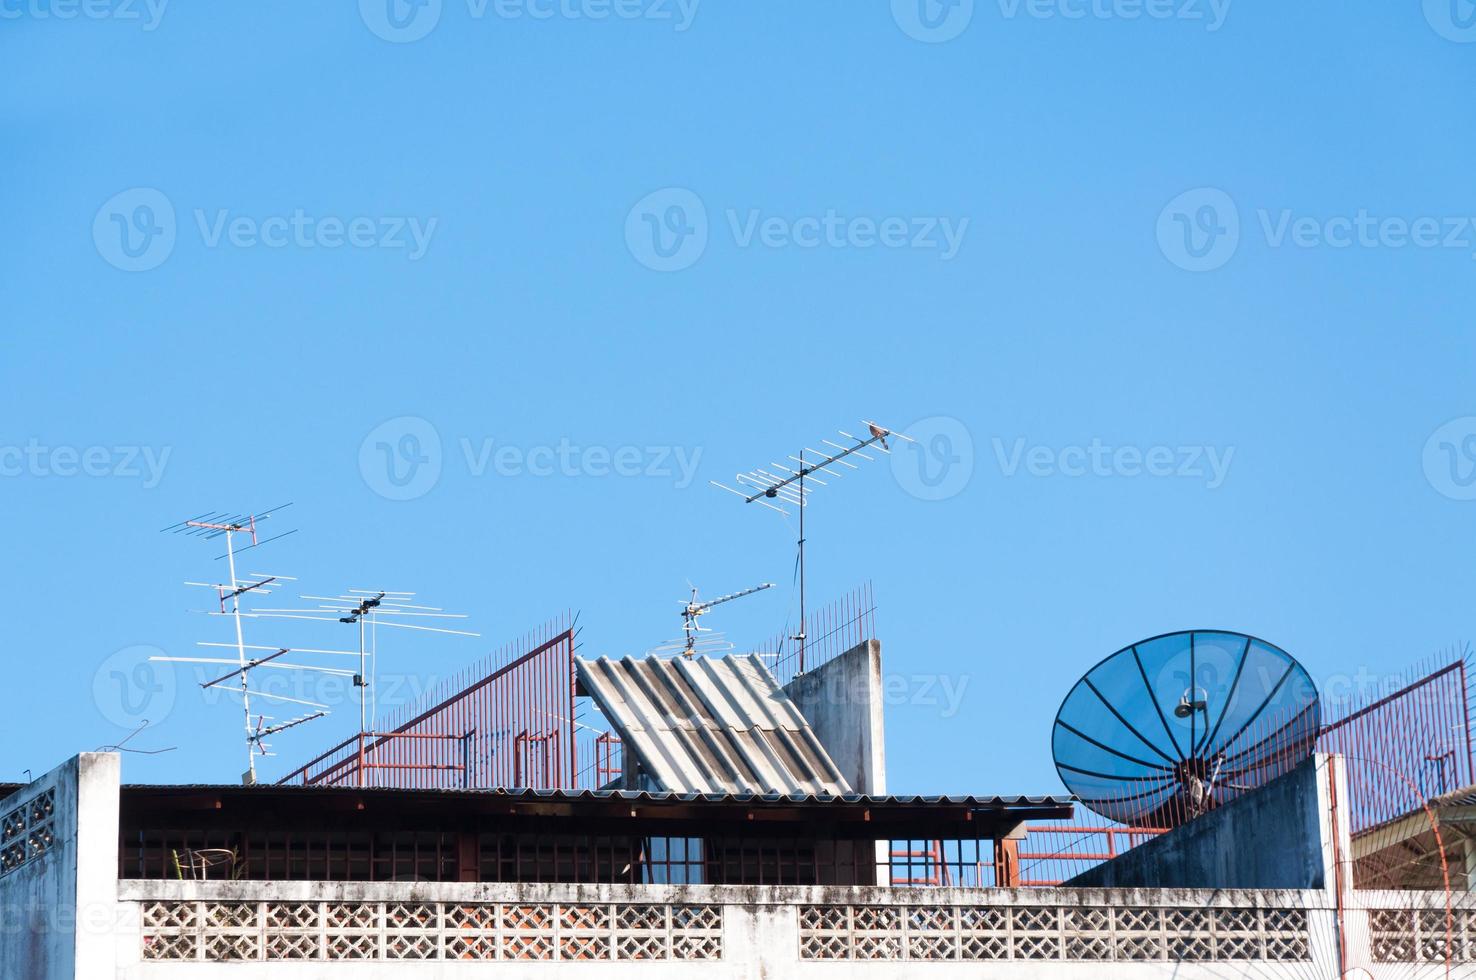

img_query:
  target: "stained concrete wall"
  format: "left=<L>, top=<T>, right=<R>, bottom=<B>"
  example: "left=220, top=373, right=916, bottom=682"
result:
left=782, top=639, right=886, bottom=794
left=1068, top=754, right=1345, bottom=891
left=0, top=752, right=120, bottom=980
left=114, top=878, right=1336, bottom=980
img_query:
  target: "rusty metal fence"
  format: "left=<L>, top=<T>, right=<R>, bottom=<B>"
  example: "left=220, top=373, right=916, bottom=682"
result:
left=279, top=617, right=582, bottom=789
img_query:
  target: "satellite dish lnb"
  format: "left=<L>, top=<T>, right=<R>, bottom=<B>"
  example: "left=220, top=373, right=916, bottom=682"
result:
left=1051, top=630, right=1320, bottom=828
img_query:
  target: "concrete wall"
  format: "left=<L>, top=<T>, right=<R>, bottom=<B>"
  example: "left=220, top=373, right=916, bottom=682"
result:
left=114, top=878, right=1336, bottom=979
left=782, top=640, right=886, bottom=794
left=1068, top=754, right=1344, bottom=891
left=0, top=752, right=120, bottom=980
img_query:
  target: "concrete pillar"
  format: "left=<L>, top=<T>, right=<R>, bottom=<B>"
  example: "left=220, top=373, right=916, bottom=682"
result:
left=782, top=639, right=887, bottom=795
left=0, top=751, right=120, bottom=980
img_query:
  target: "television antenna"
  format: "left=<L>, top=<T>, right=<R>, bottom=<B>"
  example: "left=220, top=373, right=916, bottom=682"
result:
left=649, top=582, right=775, bottom=657
left=241, top=588, right=478, bottom=745
left=711, top=420, right=912, bottom=673
left=159, top=504, right=336, bottom=783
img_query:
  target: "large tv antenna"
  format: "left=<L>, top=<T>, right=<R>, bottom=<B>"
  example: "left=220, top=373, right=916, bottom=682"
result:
left=1051, top=629, right=1321, bottom=828
left=712, top=420, right=912, bottom=673
left=242, top=588, right=478, bottom=745
left=158, top=504, right=338, bottom=783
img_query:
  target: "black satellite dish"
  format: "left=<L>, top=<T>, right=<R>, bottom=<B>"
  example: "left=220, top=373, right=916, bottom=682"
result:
left=1052, top=630, right=1320, bottom=828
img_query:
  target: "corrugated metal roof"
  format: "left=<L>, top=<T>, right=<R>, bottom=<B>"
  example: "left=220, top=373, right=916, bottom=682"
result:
left=575, top=653, right=852, bottom=796
left=121, top=783, right=1072, bottom=808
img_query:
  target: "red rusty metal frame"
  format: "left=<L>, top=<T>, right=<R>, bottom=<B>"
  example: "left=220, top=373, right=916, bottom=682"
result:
left=1318, top=653, right=1476, bottom=833
left=278, top=617, right=581, bottom=789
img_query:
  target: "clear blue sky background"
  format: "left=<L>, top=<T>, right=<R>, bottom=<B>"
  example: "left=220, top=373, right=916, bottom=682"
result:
left=3, top=1, right=1475, bottom=795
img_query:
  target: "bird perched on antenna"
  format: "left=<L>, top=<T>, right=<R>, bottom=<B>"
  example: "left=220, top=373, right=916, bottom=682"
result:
left=867, top=422, right=890, bottom=450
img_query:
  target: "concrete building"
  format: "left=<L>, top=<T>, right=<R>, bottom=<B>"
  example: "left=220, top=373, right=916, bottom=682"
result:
left=3, top=642, right=1469, bottom=977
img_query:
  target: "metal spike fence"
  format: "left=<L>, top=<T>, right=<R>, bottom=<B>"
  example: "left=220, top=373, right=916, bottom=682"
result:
left=755, top=582, right=877, bottom=687
left=278, top=615, right=583, bottom=789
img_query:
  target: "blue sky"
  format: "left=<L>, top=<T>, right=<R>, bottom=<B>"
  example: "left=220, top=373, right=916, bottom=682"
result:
left=3, top=0, right=1475, bottom=795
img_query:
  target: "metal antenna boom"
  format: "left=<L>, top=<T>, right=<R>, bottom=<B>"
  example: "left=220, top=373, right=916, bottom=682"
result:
left=679, top=582, right=775, bottom=657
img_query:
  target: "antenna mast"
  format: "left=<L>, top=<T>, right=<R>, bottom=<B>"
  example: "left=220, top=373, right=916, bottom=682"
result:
left=160, top=504, right=335, bottom=783
left=713, top=420, right=912, bottom=673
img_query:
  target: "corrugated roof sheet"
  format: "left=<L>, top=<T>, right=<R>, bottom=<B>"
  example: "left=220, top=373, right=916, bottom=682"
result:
left=120, top=783, right=1072, bottom=808
left=575, top=653, right=852, bottom=796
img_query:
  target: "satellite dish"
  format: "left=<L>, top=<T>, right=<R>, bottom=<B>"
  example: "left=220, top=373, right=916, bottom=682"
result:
left=1052, top=630, right=1320, bottom=828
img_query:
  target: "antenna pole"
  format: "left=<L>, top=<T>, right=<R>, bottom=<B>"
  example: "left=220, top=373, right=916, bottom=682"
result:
left=223, top=527, right=256, bottom=783
left=798, top=448, right=806, bottom=674
left=358, top=612, right=367, bottom=743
